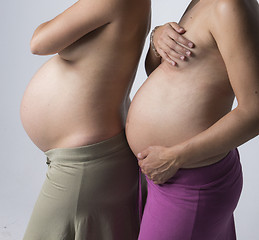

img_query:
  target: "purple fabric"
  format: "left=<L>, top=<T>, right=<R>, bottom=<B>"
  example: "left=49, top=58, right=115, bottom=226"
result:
left=138, top=149, right=243, bottom=240
left=139, top=167, right=143, bottom=222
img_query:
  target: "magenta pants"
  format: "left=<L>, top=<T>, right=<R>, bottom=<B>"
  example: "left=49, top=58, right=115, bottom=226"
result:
left=138, top=149, right=243, bottom=240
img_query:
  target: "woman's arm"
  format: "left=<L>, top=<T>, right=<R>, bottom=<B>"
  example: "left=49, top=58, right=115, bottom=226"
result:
left=138, top=0, right=259, bottom=184
left=30, top=0, right=118, bottom=55
left=177, top=0, right=259, bottom=163
left=145, top=23, right=195, bottom=76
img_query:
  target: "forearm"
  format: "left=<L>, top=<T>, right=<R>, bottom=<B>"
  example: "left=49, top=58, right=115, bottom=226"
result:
left=175, top=107, right=259, bottom=167
left=145, top=45, right=161, bottom=76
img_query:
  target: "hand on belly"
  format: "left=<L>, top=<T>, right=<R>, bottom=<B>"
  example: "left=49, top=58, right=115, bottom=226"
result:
left=137, top=145, right=183, bottom=184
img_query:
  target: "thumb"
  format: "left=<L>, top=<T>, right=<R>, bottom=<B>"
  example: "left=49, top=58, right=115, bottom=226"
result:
left=137, top=148, right=149, bottom=160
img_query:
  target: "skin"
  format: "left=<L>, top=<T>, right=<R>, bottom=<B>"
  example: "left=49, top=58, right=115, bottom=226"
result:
left=20, top=0, right=192, bottom=153
left=148, top=22, right=195, bottom=69
left=126, top=0, right=259, bottom=184
left=20, top=0, right=152, bottom=152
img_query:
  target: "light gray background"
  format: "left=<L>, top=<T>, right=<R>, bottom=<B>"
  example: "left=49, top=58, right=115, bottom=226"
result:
left=1, top=0, right=258, bottom=239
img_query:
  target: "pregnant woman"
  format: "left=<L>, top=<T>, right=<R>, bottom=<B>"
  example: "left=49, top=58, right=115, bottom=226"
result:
left=126, top=0, right=259, bottom=239
left=20, top=0, right=152, bottom=239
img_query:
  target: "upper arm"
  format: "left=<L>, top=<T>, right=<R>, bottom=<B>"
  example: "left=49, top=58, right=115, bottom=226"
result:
left=210, top=0, right=259, bottom=112
left=31, top=0, right=118, bottom=55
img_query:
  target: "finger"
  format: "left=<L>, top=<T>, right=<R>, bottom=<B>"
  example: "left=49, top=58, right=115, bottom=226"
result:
left=157, top=40, right=179, bottom=64
left=152, top=176, right=162, bottom=184
left=140, top=167, right=147, bottom=175
left=168, top=22, right=195, bottom=49
left=138, top=161, right=146, bottom=172
left=140, top=161, right=155, bottom=177
left=168, top=22, right=186, bottom=34
left=169, top=33, right=194, bottom=51
left=158, top=49, right=177, bottom=66
left=153, top=177, right=166, bottom=185
left=166, top=38, right=193, bottom=58
left=147, top=173, right=154, bottom=181
left=161, top=39, right=189, bottom=61
left=138, top=160, right=146, bottom=169
left=138, top=160, right=142, bottom=167
left=137, top=148, right=149, bottom=160
left=153, top=180, right=162, bottom=185
left=141, top=166, right=151, bottom=176
left=150, top=173, right=157, bottom=182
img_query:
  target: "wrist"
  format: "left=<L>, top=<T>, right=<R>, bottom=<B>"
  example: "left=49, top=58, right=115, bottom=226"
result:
left=166, top=142, right=192, bottom=169
left=150, top=26, right=161, bottom=58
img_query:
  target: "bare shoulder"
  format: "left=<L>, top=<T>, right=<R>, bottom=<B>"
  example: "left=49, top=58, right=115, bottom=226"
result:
left=207, top=0, right=259, bottom=107
left=212, top=0, right=259, bottom=23
left=78, top=0, right=122, bottom=15
left=76, top=0, right=133, bottom=19
left=209, top=0, right=259, bottom=45
left=214, top=0, right=258, bottom=10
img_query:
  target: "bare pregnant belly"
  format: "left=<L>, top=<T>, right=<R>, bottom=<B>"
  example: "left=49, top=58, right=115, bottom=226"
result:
left=126, top=64, right=233, bottom=158
left=20, top=56, right=122, bottom=152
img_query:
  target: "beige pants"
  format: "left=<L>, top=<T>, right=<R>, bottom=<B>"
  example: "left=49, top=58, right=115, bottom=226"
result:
left=23, top=131, right=140, bottom=240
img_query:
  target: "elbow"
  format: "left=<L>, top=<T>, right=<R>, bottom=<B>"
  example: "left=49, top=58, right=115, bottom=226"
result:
left=30, top=35, right=52, bottom=55
left=249, top=106, right=259, bottom=131
left=144, top=50, right=161, bottom=76
left=144, top=58, right=153, bottom=76
left=237, top=104, right=259, bottom=132
left=145, top=66, right=152, bottom=77
left=30, top=45, right=40, bottom=55
left=30, top=35, right=41, bottom=55
left=30, top=22, right=53, bottom=55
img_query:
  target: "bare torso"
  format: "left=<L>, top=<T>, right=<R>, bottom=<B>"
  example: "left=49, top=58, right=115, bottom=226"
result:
left=126, top=0, right=237, bottom=167
left=21, top=0, right=151, bottom=152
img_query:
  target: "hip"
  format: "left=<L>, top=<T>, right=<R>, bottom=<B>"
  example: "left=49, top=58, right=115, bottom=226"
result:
left=147, top=148, right=243, bottom=190
left=44, top=130, right=139, bottom=199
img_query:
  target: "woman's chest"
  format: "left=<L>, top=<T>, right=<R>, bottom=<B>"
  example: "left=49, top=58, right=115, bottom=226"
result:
left=178, top=0, right=216, bottom=53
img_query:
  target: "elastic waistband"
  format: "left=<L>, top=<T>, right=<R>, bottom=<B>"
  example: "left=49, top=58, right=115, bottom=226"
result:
left=45, top=130, right=129, bottom=163
left=165, top=148, right=241, bottom=186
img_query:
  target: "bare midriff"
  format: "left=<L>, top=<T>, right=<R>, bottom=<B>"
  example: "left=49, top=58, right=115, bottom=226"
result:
left=20, top=0, right=151, bottom=152
left=126, top=54, right=235, bottom=167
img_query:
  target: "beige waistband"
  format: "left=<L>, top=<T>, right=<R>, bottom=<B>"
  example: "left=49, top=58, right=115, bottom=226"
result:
left=45, top=130, right=130, bottom=163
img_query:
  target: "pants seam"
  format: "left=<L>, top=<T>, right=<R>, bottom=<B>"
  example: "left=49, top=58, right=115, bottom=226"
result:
left=190, top=188, right=201, bottom=240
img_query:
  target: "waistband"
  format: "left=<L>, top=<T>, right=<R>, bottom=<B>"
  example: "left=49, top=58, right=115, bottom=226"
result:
left=45, top=130, right=129, bottom=163
left=164, top=148, right=241, bottom=186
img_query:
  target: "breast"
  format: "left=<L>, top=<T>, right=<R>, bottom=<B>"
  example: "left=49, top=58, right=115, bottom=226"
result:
left=126, top=61, right=234, bottom=156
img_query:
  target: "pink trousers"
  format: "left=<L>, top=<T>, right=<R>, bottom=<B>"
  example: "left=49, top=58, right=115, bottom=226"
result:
left=138, top=149, right=243, bottom=240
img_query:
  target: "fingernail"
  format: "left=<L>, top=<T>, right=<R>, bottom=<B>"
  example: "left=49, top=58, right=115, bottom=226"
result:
left=186, top=51, right=191, bottom=56
left=179, top=28, right=184, bottom=31
left=172, top=61, right=176, bottom=66
left=180, top=56, right=185, bottom=61
left=137, top=153, right=141, bottom=158
left=188, top=42, right=194, bottom=48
